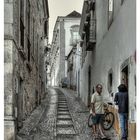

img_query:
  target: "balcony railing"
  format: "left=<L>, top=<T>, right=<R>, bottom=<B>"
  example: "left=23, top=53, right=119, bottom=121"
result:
left=86, top=9, right=96, bottom=51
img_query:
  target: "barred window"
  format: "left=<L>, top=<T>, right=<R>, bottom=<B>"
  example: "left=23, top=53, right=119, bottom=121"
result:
left=108, top=0, right=114, bottom=28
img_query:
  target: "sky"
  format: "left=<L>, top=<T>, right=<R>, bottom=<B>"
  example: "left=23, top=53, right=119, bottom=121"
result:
left=48, top=0, right=84, bottom=44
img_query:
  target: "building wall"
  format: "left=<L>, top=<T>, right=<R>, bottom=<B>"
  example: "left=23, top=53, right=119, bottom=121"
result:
left=50, top=22, right=61, bottom=86
left=50, top=17, right=81, bottom=86
left=64, top=19, right=81, bottom=78
left=75, top=43, right=82, bottom=96
left=4, top=0, right=49, bottom=139
left=79, top=0, right=136, bottom=138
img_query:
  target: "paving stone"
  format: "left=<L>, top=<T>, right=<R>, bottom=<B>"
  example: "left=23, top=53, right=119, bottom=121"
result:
left=17, top=87, right=119, bottom=140
left=56, top=126, right=76, bottom=135
left=57, top=111, right=70, bottom=115
left=57, top=120, right=73, bottom=125
left=57, top=114, right=71, bottom=119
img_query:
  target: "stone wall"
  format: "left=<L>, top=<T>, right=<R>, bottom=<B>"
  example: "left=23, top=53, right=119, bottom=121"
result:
left=4, top=0, right=49, bottom=139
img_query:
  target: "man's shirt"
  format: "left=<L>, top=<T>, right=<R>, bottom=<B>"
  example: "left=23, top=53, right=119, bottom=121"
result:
left=91, top=92, right=104, bottom=114
left=114, top=92, right=128, bottom=113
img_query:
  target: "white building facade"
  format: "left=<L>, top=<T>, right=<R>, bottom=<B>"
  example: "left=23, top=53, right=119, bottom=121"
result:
left=50, top=11, right=81, bottom=87
left=79, top=0, right=136, bottom=139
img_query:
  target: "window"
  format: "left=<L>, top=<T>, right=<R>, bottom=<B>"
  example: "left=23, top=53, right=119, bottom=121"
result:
left=32, top=18, right=35, bottom=56
left=134, top=75, right=136, bottom=96
left=27, top=39, right=31, bottom=62
left=121, top=0, right=124, bottom=5
left=20, top=0, right=24, bottom=20
left=37, top=1, right=40, bottom=11
left=26, top=0, right=31, bottom=62
left=85, top=23, right=90, bottom=45
left=73, top=32, right=79, bottom=40
left=20, top=0, right=24, bottom=49
left=70, top=25, right=80, bottom=46
left=20, top=19, right=24, bottom=49
left=36, top=35, right=39, bottom=64
left=108, top=69, right=113, bottom=93
left=108, top=0, right=114, bottom=28
left=26, top=0, right=30, bottom=37
left=44, top=21, right=48, bottom=36
left=121, top=66, right=128, bottom=88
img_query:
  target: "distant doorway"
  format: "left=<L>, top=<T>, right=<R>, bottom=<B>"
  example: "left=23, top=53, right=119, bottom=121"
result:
left=87, top=66, right=91, bottom=107
left=78, top=70, right=80, bottom=97
left=121, top=65, right=129, bottom=88
left=120, top=60, right=130, bottom=136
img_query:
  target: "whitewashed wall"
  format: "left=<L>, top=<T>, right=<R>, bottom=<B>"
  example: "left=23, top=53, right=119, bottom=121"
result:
left=80, top=0, right=136, bottom=121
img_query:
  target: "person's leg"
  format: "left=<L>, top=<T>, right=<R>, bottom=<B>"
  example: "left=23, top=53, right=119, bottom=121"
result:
left=92, top=115, right=97, bottom=135
left=124, top=113, right=128, bottom=139
left=119, top=113, right=125, bottom=139
left=94, top=114, right=100, bottom=138
left=99, top=123, right=106, bottom=137
left=98, top=114, right=106, bottom=138
left=92, top=124, right=96, bottom=134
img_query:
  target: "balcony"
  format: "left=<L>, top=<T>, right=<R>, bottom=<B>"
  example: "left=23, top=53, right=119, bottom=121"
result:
left=86, top=19, right=96, bottom=51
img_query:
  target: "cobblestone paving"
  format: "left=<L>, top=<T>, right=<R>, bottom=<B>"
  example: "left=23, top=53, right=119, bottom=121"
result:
left=60, top=88, right=119, bottom=140
left=17, top=87, right=119, bottom=140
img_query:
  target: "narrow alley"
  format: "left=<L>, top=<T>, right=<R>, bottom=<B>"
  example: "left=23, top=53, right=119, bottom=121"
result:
left=4, top=0, right=136, bottom=140
left=17, top=88, right=118, bottom=140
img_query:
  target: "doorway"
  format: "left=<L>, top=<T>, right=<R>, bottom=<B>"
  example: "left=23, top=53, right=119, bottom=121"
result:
left=17, top=77, right=24, bottom=130
left=87, top=66, right=91, bottom=107
left=121, top=65, right=129, bottom=88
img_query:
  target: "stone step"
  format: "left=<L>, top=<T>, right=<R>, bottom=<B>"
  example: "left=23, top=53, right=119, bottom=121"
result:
left=57, top=117, right=72, bottom=121
left=58, top=101, right=67, bottom=103
left=57, top=113, right=70, bottom=116
left=56, top=134, right=76, bottom=140
left=58, top=103, right=67, bottom=105
left=56, top=126, right=76, bottom=135
left=57, top=120, right=73, bottom=126
left=57, top=114, right=71, bottom=117
left=58, top=106, right=68, bottom=109
left=58, top=108, right=69, bottom=111
left=57, top=124, right=73, bottom=128
left=57, top=110, right=69, bottom=114
left=58, top=100, right=67, bottom=102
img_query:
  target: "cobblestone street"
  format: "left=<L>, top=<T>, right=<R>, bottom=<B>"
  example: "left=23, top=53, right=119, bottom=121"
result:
left=17, top=87, right=119, bottom=140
